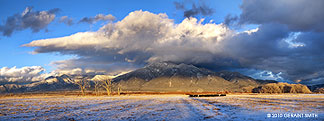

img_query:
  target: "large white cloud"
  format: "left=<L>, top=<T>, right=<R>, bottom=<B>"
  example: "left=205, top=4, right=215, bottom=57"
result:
left=24, top=10, right=232, bottom=73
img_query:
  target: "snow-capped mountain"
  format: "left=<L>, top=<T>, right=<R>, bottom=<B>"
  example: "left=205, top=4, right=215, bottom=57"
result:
left=0, top=74, right=80, bottom=93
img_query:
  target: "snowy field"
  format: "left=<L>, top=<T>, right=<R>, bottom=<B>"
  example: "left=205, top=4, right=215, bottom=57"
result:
left=0, top=94, right=323, bottom=121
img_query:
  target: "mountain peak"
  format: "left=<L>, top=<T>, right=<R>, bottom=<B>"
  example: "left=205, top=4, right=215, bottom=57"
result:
left=146, top=62, right=179, bottom=68
left=145, top=62, right=199, bottom=71
left=114, top=62, right=213, bottom=82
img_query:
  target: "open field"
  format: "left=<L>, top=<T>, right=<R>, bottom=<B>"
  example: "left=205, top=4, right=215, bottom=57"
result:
left=0, top=94, right=323, bottom=121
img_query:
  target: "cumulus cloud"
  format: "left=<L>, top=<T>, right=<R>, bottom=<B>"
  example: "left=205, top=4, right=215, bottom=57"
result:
left=174, top=0, right=214, bottom=18
left=79, top=14, right=116, bottom=24
left=24, top=5, right=324, bottom=85
left=24, top=10, right=231, bottom=74
left=0, top=7, right=59, bottom=36
left=59, top=16, right=74, bottom=26
left=0, top=66, right=46, bottom=82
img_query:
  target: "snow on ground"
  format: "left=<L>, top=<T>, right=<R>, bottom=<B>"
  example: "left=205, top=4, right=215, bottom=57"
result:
left=0, top=94, right=323, bottom=121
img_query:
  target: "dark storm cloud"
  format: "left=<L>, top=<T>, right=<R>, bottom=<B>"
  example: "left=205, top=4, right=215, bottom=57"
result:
left=230, top=0, right=324, bottom=83
left=239, top=0, right=324, bottom=32
left=284, top=32, right=324, bottom=81
left=174, top=0, right=214, bottom=18
left=0, top=7, right=60, bottom=36
left=225, top=24, right=290, bottom=60
left=222, top=24, right=324, bottom=83
left=78, top=14, right=116, bottom=24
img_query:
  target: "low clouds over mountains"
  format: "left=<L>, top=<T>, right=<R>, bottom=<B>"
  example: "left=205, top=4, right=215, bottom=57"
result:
left=0, top=66, right=46, bottom=82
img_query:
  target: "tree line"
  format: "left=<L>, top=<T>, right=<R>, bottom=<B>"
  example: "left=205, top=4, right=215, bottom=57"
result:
left=75, top=78, right=121, bottom=96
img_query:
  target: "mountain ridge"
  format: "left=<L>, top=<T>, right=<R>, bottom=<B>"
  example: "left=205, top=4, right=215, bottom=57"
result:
left=0, top=62, right=279, bottom=93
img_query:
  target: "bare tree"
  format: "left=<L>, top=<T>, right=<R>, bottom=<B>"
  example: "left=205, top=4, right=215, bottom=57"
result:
left=76, top=79, right=88, bottom=96
left=93, top=80, right=101, bottom=96
left=117, top=87, right=121, bottom=96
left=117, top=83, right=123, bottom=96
left=102, top=79, right=112, bottom=96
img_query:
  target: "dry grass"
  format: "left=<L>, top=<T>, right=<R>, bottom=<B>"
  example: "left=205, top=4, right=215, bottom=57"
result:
left=0, top=94, right=323, bottom=120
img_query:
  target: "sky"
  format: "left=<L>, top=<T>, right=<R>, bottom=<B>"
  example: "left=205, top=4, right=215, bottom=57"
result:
left=0, top=0, right=324, bottom=85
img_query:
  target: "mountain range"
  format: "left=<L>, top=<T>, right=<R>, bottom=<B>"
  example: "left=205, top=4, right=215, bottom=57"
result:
left=2, top=62, right=318, bottom=93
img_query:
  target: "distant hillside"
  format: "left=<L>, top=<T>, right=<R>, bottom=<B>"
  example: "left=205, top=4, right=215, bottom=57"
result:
left=252, top=83, right=312, bottom=93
